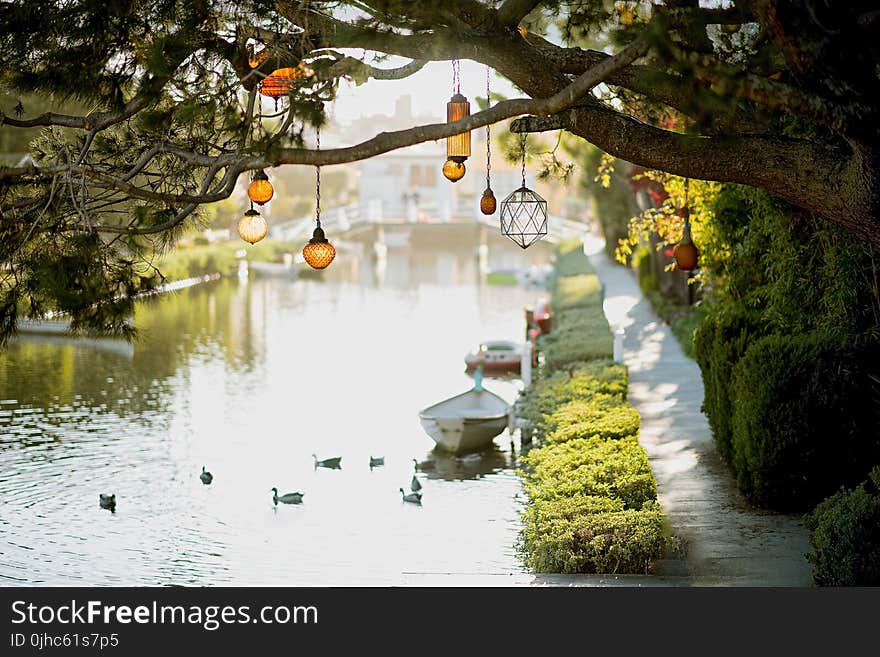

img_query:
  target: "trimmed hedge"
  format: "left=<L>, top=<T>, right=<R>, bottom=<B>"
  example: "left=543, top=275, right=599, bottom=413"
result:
left=521, top=361, right=628, bottom=435
left=692, top=307, right=764, bottom=464
left=805, top=466, right=880, bottom=586
left=545, top=398, right=641, bottom=444
left=517, top=239, right=669, bottom=574
left=730, top=332, right=880, bottom=510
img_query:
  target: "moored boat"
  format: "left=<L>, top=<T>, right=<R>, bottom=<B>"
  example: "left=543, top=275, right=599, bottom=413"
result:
left=464, top=340, right=522, bottom=374
left=418, top=368, right=510, bottom=454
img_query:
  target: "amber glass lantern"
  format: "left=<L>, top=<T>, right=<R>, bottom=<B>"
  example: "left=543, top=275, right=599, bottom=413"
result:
left=446, top=92, right=471, bottom=164
left=259, top=67, right=298, bottom=97
left=480, top=188, right=497, bottom=215
left=238, top=208, right=268, bottom=244
left=248, top=170, right=274, bottom=205
left=442, top=159, right=466, bottom=182
left=302, top=224, right=336, bottom=269
left=673, top=222, right=699, bottom=271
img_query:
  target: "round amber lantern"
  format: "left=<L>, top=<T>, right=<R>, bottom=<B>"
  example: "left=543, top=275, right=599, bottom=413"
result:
left=442, top=159, right=466, bottom=182
left=248, top=170, right=274, bottom=205
left=238, top=209, right=268, bottom=244
left=302, top=226, right=336, bottom=269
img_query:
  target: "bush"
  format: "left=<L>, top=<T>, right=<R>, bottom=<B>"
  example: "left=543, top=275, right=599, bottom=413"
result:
left=517, top=240, right=669, bottom=574
left=805, top=466, right=880, bottom=586
left=519, top=502, right=668, bottom=574
left=524, top=436, right=657, bottom=509
left=544, top=398, right=640, bottom=444
left=693, top=307, right=763, bottom=464
left=731, top=332, right=880, bottom=510
left=522, top=361, right=628, bottom=434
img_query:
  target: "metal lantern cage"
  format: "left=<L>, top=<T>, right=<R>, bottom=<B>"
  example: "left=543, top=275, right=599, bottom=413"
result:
left=500, top=186, right=548, bottom=249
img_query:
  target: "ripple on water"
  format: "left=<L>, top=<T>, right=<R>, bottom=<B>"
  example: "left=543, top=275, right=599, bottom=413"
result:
left=0, top=259, right=548, bottom=584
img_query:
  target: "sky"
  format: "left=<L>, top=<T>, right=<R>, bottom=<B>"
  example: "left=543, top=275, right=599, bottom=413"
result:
left=329, top=57, right=521, bottom=124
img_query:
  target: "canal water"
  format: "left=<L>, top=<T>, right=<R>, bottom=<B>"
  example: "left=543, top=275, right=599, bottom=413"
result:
left=0, top=228, right=552, bottom=585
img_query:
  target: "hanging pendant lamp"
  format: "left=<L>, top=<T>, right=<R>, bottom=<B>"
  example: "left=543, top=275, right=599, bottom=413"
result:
left=443, top=60, right=471, bottom=182
left=248, top=169, right=274, bottom=205
left=480, top=66, right=496, bottom=215
left=500, top=134, right=548, bottom=249
left=673, top=179, right=699, bottom=271
left=238, top=205, right=268, bottom=244
left=302, top=130, right=336, bottom=270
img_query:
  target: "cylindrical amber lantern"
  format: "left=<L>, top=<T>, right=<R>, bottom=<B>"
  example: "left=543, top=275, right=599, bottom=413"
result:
left=259, top=67, right=300, bottom=98
left=480, top=188, right=497, bottom=215
left=238, top=208, right=268, bottom=244
left=248, top=170, right=274, bottom=205
left=302, top=225, right=336, bottom=269
left=446, top=93, right=471, bottom=164
left=673, top=223, right=699, bottom=271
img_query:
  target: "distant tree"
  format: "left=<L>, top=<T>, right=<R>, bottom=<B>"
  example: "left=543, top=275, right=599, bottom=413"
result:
left=1, top=1, right=878, bottom=341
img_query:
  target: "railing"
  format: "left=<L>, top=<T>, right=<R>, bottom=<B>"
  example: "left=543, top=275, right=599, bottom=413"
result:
left=268, top=199, right=587, bottom=244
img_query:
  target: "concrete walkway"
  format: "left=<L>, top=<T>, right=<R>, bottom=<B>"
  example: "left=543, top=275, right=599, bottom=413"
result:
left=584, top=235, right=813, bottom=586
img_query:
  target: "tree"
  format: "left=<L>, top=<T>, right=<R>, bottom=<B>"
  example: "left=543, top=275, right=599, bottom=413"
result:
left=1, top=1, right=878, bottom=341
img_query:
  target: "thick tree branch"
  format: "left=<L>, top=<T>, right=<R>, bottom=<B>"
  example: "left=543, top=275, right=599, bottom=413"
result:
left=497, top=0, right=542, bottom=27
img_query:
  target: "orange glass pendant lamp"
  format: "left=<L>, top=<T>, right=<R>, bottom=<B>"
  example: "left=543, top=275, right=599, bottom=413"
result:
left=302, top=129, right=335, bottom=270
left=238, top=207, right=268, bottom=244
left=673, top=180, right=699, bottom=271
left=480, top=188, right=497, bottom=215
left=480, top=66, right=496, bottom=215
left=446, top=92, right=471, bottom=164
left=443, top=61, right=471, bottom=182
left=259, top=67, right=301, bottom=98
left=302, top=224, right=336, bottom=269
left=248, top=169, right=274, bottom=205
left=673, top=223, right=699, bottom=271
left=442, top=159, right=466, bottom=182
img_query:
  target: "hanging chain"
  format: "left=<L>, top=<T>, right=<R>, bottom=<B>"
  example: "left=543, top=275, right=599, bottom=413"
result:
left=315, top=129, right=321, bottom=226
left=682, top=177, right=690, bottom=228
left=452, top=59, right=460, bottom=94
left=520, top=133, right=527, bottom=188
left=485, top=66, right=491, bottom=189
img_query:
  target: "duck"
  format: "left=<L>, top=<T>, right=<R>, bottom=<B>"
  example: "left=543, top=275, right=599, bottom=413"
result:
left=99, top=494, right=116, bottom=511
left=369, top=456, right=385, bottom=469
left=410, top=474, right=422, bottom=492
left=312, top=454, right=342, bottom=469
left=399, top=488, right=422, bottom=505
left=271, top=488, right=304, bottom=505
left=199, top=466, right=213, bottom=485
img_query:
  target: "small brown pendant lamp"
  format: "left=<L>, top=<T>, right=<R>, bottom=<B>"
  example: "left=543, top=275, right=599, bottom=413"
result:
left=673, top=179, right=699, bottom=271
left=443, top=60, right=471, bottom=183
left=480, top=66, right=496, bottom=215
left=302, top=130, right=336, bottom=270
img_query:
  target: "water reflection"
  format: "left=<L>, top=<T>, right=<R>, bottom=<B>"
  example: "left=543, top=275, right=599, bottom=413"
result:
left=0, top=228, right=550, bottom=585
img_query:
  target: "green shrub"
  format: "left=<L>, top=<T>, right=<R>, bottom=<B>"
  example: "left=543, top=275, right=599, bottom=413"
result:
left=517, top=240, right=668, bottom=574
left=545, top=398, right=640, bottom=443
left=633, top=246, right=657, bottom=293
left=524, top=436, right=656, bottom=510
left=523, top=361, right=628, bottom=434
left=693, top=307, right=764, bottom=463
left=805, top=466, right=880, bottom=586
left=554, top=239, right=594, bottom=278
left=520, top=502, right=668, bottom=574
left=553, top=274, right=603, bottom=312
left=731, top=332, right=880, bottom=510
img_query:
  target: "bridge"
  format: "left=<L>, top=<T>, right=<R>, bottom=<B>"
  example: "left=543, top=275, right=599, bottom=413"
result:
left=269, top=199, right=588, bottom=245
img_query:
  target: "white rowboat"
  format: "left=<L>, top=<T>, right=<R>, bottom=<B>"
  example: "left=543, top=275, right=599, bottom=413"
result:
left=419, top=370, right=510, bottom=453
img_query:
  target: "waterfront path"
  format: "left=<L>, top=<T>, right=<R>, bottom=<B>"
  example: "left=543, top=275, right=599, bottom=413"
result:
left=583, top=235, right=813, bottom=586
